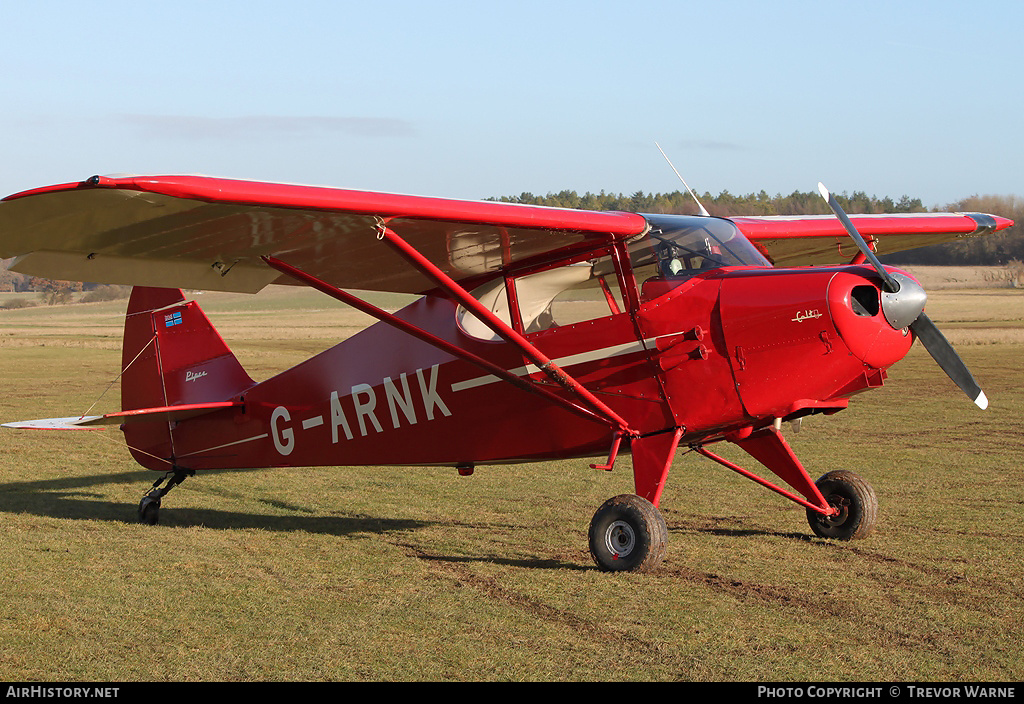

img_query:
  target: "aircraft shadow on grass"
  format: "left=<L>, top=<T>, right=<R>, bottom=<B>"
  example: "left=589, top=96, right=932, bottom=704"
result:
left=683, top=525, right=816, bottom=542
left=0, top=469, right=587, bottom=570
left=0, top=468, right=428, bottom=536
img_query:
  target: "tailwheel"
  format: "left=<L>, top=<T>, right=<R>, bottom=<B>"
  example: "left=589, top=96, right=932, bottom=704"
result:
left=138, top=494, right=161, bottom=525
left=806, top=470, right=878, bottom=540
left=588, top=494, right=668, bottom=573
left=137, top=469, right=192, bottom=525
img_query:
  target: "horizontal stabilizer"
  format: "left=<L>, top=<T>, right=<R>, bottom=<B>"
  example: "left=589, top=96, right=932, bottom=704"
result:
left=2, top=401, right=242, bottom=430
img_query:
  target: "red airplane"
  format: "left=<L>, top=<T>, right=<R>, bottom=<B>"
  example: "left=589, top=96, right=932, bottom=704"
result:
left=0, top=174, right=1013, bottom=572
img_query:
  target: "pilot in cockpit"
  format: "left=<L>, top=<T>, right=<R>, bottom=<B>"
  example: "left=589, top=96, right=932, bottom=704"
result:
left=657, top=236, right=723, bottom=277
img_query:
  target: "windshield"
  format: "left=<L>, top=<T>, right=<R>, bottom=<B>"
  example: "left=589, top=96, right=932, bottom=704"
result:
left=469, top=215, right=772, bottom=334
left=628, top=214, right=770, bottom=278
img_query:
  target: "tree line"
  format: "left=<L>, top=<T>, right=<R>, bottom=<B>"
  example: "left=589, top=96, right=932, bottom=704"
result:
left=491, top=189, right=1023, bottom=266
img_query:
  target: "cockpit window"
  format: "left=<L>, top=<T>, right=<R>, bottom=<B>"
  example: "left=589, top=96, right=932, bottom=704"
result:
left=628, top=214, right=771, bottom=278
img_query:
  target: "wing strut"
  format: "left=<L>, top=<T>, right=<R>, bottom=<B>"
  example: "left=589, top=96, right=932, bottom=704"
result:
left=375, top=224, right=638, bottom=436
left=262, top=255, right=617, bottom=430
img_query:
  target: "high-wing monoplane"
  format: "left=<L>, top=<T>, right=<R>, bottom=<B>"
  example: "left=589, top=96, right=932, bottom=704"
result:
left=0, top=174, right=1013, bottom=571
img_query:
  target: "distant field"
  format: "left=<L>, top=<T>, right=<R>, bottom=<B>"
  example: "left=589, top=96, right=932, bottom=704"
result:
left=899, top=264, right=1021, bottom=290
left=0, top=273, right=1021, bottom=681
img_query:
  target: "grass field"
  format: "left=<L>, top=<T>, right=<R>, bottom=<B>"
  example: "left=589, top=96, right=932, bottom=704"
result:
left=0, top=271, right=1021, bottom=682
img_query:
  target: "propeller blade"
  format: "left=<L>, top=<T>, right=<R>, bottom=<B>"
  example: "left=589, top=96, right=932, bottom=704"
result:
left=817, top=182, right=899, bottom=293
left=909, top=312, right=988, bottom=410
left=818, top=181, right=987, bottom=410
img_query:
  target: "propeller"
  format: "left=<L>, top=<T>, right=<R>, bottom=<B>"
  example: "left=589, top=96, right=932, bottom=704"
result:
left=817, top=183, right=988, bottom=410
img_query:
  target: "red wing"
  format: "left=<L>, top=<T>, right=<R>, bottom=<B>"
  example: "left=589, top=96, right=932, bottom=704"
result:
left=0, top=175, right=649, bottom=294
left=728, top=213, right=1012, bottom=267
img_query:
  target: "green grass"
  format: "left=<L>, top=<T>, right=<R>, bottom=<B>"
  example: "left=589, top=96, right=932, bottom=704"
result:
left=0, top=286, right=1022, bottom=681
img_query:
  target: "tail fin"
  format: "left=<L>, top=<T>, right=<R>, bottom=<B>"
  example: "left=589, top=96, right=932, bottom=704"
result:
left=121, top=287, right=254, bottom=468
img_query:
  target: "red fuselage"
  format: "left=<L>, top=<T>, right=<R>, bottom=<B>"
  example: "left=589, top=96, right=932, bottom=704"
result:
left=123, top=264, right=914, bottom=472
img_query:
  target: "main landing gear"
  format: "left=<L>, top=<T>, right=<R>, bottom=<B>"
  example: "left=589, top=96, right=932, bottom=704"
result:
left=587, top=468, right=878, bottom=573
left=586, top=426, right=880, bottom=573
left=137, top=469, right=193, bottom=525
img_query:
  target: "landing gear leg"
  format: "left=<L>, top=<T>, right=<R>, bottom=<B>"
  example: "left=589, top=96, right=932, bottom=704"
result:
left=138, top=469, right=193, bottom=525
left=588, top=429, right=679, bottom=573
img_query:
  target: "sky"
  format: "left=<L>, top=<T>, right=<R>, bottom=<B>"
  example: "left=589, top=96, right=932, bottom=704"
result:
left=2, top=0, right=1021, bottom=209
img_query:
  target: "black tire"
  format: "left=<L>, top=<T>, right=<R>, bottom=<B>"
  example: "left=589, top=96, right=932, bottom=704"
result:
left=806, top=470, right=877, bottom=540
left=138, top=496, right=160, bottom=525
left=588, top=494, right=668, bottom=572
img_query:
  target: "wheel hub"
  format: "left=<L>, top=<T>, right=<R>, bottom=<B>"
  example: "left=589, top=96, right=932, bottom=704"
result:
left=820, top=494, right=850, bottom=527
left=605, top=520, right=636, bottom=557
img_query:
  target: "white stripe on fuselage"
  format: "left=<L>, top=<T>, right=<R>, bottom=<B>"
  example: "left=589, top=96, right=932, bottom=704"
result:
left=176, top=432, right=270, bottom=458
left=450, top=333, right=679, bottom=393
